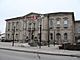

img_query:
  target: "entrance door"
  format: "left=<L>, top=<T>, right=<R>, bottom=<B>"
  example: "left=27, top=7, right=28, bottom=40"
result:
left=56, top=33, right=61, bottom=44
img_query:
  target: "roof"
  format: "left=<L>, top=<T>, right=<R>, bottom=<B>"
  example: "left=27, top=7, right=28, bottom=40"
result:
left=5, top=12, right=75, bottom=21
left=47, top=12, right=75, bottom=22
left=75, top=20, right=80, bottom=22
left=5, top=12, right=41, bottom=21
left=47, top=12, right=74, bottom=15
left=5, top=16, right=24, bottom=21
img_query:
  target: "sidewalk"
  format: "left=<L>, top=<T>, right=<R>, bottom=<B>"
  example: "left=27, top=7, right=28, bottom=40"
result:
left=0, top=42, right=80, bottom=58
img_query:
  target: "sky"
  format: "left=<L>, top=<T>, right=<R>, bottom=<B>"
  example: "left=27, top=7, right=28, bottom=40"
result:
left=0, top=0, right=80, bottom=33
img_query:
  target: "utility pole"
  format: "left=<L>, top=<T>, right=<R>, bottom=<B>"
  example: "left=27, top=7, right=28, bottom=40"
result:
left=12, top=26, right=15, bottom=46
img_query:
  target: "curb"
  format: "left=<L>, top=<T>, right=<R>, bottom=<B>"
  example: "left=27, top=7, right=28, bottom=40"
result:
left=0, top=47, right=80, bottom=58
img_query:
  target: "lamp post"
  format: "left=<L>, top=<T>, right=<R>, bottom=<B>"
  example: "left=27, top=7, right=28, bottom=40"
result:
left=54, top=29, right=55, bottom=46
left=12, top=26, right=15, bottom=46
left=39, top=24, right=42, bottom=48
left=39, top=15, right=44, bottom=48
left=31, top=23, right=35, bottom=41
left=48, top=14, right=50, bottom=47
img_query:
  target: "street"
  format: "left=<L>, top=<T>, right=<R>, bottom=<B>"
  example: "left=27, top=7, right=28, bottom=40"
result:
left=0, top=49, right=79, bottom=60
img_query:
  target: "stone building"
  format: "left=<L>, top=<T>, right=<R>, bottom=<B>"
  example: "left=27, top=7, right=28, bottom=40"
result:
left=75, top=20, right=80, bottom=43
left=5, top=12, right=75, bottom=45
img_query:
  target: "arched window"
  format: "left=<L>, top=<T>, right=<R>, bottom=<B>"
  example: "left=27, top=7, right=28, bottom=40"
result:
left=64, top=33, right=67, bottom=41
left=16, top=34, right=18, bottom=41
left=56, top=33, right=61, bottom=40
left=56, top=33, right=61, bottom=44
left=26, top=36, right=28, bottom=39
left=50, top=33, right=53, bottom=40
left=8, top=34, right=10, bottom=39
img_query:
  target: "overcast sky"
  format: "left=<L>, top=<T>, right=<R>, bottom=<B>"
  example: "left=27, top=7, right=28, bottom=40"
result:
left=0, top=0, right=80, bottom=33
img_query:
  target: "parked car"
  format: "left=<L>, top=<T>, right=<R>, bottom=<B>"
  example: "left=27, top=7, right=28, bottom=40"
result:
left=59, top=42, right=80, bottom=50
left=59, top=43, right=71, bottom=49
left=1, top=37, right=6, bottom=42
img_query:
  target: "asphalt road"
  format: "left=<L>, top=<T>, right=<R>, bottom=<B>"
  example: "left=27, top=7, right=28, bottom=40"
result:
left=0, top=49, right=80, bottom=60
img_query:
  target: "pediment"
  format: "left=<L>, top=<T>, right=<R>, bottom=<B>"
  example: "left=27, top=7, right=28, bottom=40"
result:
left=25, top=12, right=40, bottom=20
left=26, top=12, right=40, bottom=16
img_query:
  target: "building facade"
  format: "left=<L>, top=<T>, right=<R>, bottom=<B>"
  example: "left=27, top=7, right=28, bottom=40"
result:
left=75, top=21, right=80, bottom=43
left=5, top=12, right=75, bottom=45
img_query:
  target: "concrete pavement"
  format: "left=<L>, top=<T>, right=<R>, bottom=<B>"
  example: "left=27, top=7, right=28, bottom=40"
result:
left=0, top=42, right=80, bottom=58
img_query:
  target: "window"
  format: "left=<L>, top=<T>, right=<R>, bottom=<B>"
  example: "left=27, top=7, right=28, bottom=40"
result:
left=31, top=34, right=34, bottom=39
left=16, top=34, right=18, bottom=40
left=56, top=18, right=61, bottom=28
left=56, top=18, right=61, bottom=25
left=26, top=36, right=28, bottom=39
left=27, top=21, right=29, bottom=30
left=16, top=22, right=19, bottom=31
left=8, top=29, right=10, bottom=31
left=77, top=28, right=80, bottom=33
left=49, top=20, right=53, bottom=29
left=34, top=37, right=38, bottom=41
left=26, top=21, right=27, bottom=30
left=56, top=33, right=61, bottom=40
left=35, top=20, right=38, bottom=30
left=32, top=23, right=35, bottom=30
left=57, top=20, right=60, bottom=25
left=63, top=17, right=68, bottom=28
left=64, top=33, right=67, bottom=41
left=50, top=33, right=53, bottom=40
left=38, top=33, right=40, bottom=39
left=56, top=20, right=60, bottom=28
left=64, top=20, right=68, bottom=28
left=23, top=21, right=27, bottom=30
left=16, top=21, right=19, bottom=25
left=56, top=33, right=61, bottom=44
left=7, top=34, right=10, bottom=39
left=8, top=22, right=10, bottom=31
left=64, top=20, right=67, bottom=24
left=28, top=23, right=31, bottom=29
left=12, top=22, right=14, bottom=27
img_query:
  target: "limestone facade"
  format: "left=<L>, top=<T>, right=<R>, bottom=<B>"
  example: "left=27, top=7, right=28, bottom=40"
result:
left=5, top=12, right=75, bottom=44
left=75, top=21, right=80, bottom=43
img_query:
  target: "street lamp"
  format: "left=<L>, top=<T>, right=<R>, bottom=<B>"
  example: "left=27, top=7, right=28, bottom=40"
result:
left=48, top=14, right=50, bottom=47
left=31, top=23, right=35, bottom=40
left=28, top=23, right=31, bottom=42
left=54, top=28, right=55, bottom=46
left=12, top=26, right=15, bottom=46
left=39, top=15, right=44, bottom=48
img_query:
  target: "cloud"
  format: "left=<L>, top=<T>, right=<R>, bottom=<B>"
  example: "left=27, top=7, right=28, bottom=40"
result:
left=0, top=0, right=80, bottom=33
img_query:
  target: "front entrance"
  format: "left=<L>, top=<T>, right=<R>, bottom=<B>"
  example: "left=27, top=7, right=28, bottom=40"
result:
left=56, top=33, right=61, bottom=44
